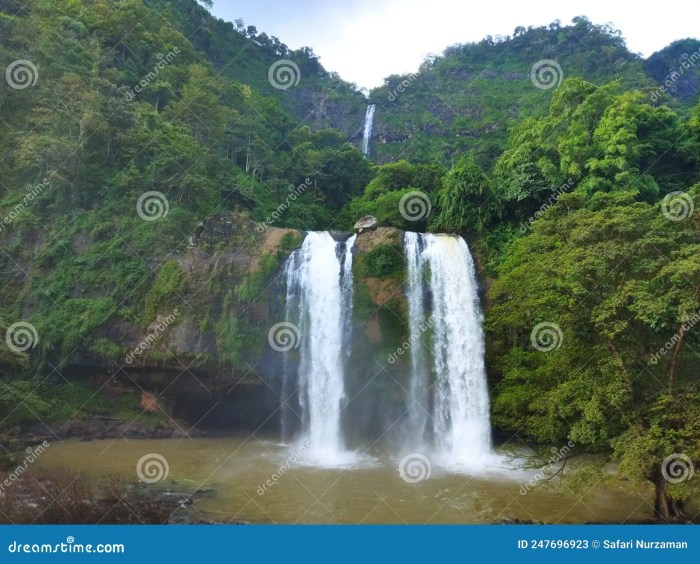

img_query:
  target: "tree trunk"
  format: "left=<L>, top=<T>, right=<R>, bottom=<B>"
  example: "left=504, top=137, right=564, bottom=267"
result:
left=654, top=477, right=686, bottom=522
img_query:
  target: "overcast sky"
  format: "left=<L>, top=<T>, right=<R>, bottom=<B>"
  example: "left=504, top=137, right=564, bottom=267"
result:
left=209, top=0, right=698, bottom=90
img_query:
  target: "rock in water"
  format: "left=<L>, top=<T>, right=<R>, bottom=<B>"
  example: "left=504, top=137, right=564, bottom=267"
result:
left=354, top=215, right=378, bottom=234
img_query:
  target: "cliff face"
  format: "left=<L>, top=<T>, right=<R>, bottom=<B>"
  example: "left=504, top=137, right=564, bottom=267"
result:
left=28, top=217, right=414, bottom=435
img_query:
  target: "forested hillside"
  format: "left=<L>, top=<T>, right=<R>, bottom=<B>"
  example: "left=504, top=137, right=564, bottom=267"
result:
left=0, top=0, right=698, bottom=522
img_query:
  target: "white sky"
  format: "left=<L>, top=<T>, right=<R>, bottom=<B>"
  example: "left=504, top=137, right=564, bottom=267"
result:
left=210, top=0, right=699, bottom=89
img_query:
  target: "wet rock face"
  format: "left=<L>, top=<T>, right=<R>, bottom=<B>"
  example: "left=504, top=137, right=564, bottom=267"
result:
left=354, top=215, right=379, bottom=234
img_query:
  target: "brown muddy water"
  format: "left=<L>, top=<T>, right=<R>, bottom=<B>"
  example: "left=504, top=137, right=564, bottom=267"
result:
left=37, top=438, right=656, bottom=524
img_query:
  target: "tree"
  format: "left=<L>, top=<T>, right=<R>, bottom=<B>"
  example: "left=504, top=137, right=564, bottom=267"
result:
left=432, top=155, right=500, bottom=233
left=488, top=189, right=700, bottom=521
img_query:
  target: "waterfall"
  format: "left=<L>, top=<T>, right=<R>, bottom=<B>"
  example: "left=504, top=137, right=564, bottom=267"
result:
left=281, top=232, right=356, bottom=465
left=404, top=233, right=492, bottom=469
left=404, top=232, right=430, bottom=447
left=361, top=104, right=376, bottom=157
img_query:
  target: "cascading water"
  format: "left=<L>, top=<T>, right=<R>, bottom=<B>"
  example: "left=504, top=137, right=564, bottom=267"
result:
left=403, top=233, right=492, bottom=469
left=280, top=232, right=357, bottom=465
left=361, top=104, right=376, bottom=157
left=404, top=232, right=430, bottom=448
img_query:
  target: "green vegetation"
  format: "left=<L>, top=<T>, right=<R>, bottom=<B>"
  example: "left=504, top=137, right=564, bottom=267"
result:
left=357, top=244, right=406, bottom=279
left=0, top=0, right=698, bottom=523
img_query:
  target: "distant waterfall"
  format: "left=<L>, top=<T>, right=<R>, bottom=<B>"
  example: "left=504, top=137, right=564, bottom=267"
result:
left=361, top=104, right=376, bottom=157
left=403, top=233, right=492, bottom=468
left=281, top=232, right=356, bottom=465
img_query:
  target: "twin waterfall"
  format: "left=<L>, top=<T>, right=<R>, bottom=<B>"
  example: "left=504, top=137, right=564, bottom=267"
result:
left=281, top=232, right=356, bottom=464
left=280, top=231, right=491, bottom=470
left=404, top=233, right=492, bottom=467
